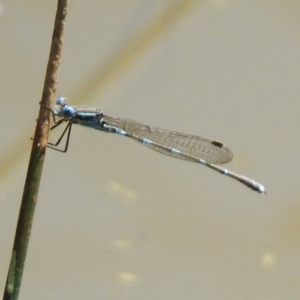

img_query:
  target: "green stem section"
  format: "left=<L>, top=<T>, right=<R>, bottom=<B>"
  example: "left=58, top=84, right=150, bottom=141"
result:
left=3, top=1, right=68, bottom=299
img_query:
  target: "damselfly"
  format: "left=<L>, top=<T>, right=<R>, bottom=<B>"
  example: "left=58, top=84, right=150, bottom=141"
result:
left=47, top=97, right=266, bottom=194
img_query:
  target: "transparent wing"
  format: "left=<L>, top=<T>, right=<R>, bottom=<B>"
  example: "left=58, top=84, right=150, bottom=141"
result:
left=104, top=116, right=233, bottom=164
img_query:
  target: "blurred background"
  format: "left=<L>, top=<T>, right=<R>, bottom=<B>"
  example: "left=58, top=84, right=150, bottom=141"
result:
left=1, top=1, right=300, bottom=299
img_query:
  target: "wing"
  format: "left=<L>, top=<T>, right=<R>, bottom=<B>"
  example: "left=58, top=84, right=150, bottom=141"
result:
left=103, top=116, right=233, bottom=164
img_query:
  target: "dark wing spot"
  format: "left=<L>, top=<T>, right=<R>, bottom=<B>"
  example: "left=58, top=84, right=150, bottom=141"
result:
left=211, top=140, right=224, bottom=148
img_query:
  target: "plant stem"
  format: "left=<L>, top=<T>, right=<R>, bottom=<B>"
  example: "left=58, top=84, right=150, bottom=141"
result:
left=3, top=1, right=69, bottom=299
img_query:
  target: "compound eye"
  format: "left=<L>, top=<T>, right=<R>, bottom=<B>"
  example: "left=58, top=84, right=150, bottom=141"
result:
left=56, top=97, right=67, bottom=106
left=63, top=105, right=75, bottom=118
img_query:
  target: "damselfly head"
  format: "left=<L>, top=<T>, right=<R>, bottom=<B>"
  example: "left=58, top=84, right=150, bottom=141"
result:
left=54, top=97, right=75, bottom=118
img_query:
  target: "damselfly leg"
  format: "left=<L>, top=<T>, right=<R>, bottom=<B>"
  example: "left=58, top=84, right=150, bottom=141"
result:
left=47, top=107, right=73, bottom=152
